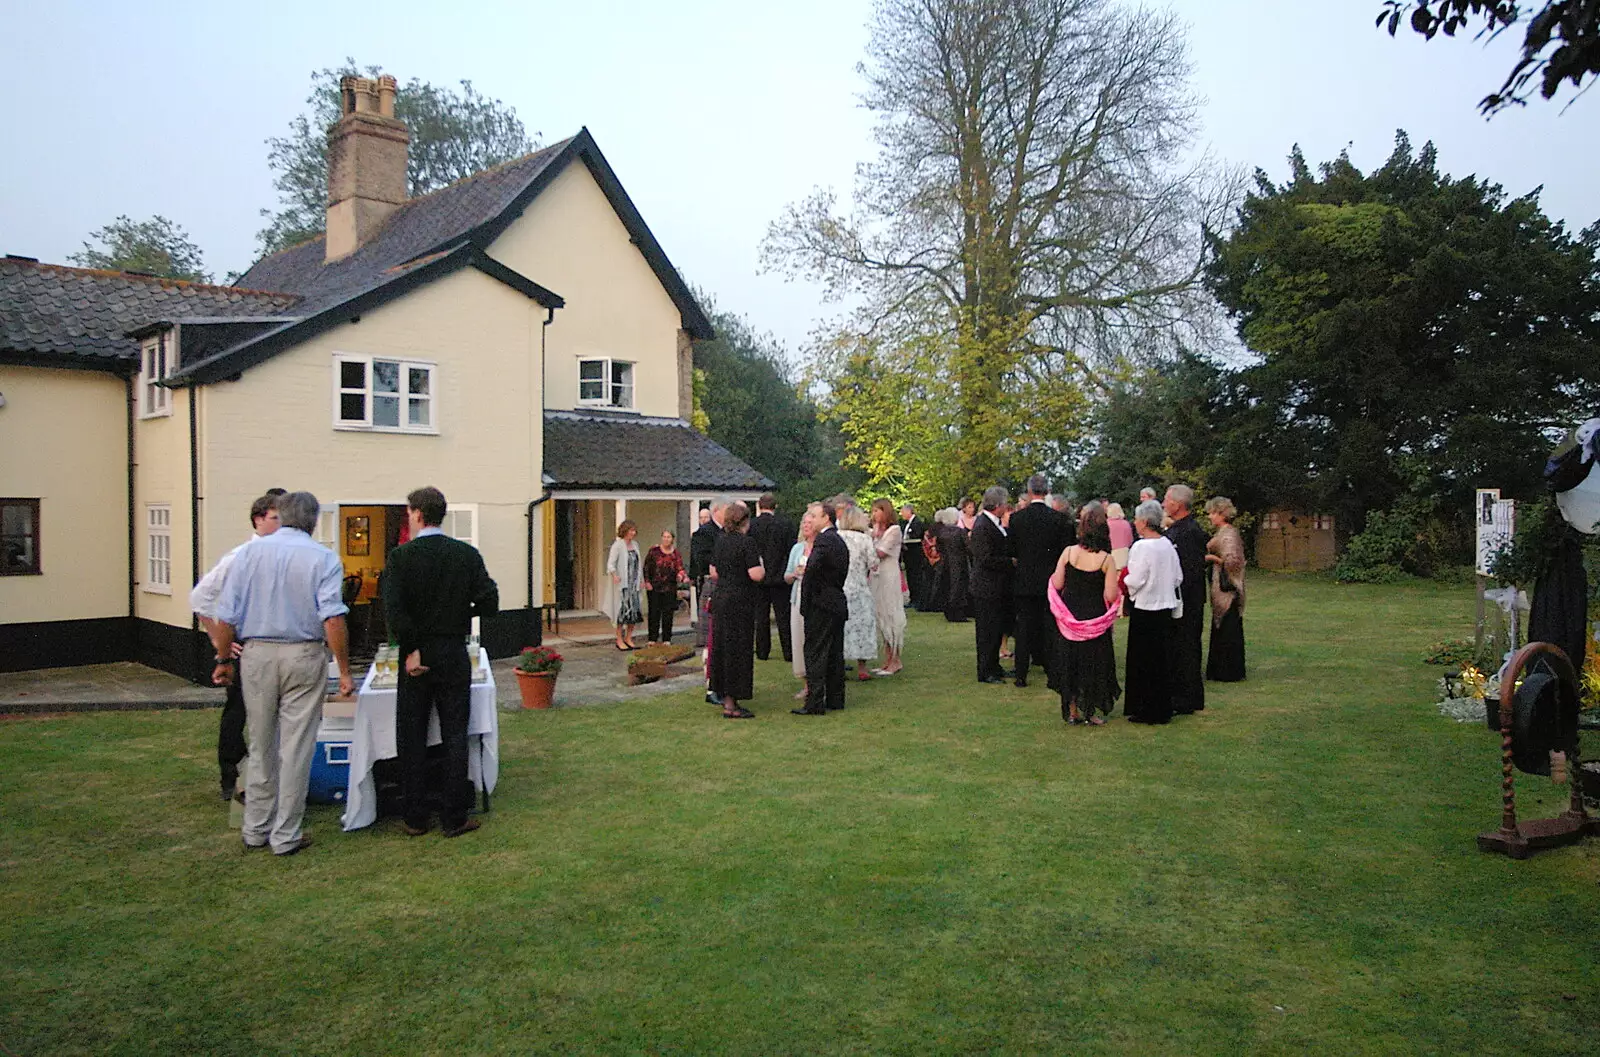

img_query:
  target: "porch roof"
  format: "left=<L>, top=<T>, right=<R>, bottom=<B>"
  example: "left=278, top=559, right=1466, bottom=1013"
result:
left=542, top=409, right=773, bottom=492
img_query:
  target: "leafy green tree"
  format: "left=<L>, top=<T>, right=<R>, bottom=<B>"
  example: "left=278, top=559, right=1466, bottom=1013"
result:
left=765, top=0, right=1232, bottom=493
left=1377, top=2, right=1600, bottom=112
left=70, top=215, right=210, bottom=282
left=1207, top=131, right=1600, bottom=544
left=256, top=61, right=537, bottom=255
left=693, top=298, right=825, bottom=498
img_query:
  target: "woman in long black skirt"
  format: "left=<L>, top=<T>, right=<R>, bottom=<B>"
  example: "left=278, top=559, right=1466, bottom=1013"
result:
left=1050, top=502, right=1122, bottom=725
left=709, top=502, right=766, bottom=718
left=938, top=515, right=972, bottom=623
left=1122, top=499, right=1181, bottom=725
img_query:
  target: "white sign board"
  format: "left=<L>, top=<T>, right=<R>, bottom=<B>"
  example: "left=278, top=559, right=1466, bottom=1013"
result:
left=1475, top=488, right=1515, bottom=576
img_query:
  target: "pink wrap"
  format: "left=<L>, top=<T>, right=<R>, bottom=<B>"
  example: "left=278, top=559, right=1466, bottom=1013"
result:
left=1048, top=582, right=1122, bottom=641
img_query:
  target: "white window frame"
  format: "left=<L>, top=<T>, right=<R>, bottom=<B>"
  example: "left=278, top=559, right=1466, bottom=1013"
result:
left=331, top=354, right=439, bottom=434
left=441, top=503, right=478, bottom=548
left=577, top=357, right=635, bottom=410
left=139, top=335, right=173, bottom=419
left=145, top=503, right=172, bottom=594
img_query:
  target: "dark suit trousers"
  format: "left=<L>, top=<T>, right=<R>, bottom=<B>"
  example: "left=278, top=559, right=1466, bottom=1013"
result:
left=217, top=672, right=248, bottom=791
left=803, top=610, right=846, bottom=711
left=1170, top=607, right=1206, bottom=714
left=973, top=597, right=1006, bottom=680
left=755, top=582, right=793, bottom=661
left=647, top=588, right=677, bottom=642
left=1012, top=594, right=1053, bottom=683
left=396, top=651, right=473, bottom=830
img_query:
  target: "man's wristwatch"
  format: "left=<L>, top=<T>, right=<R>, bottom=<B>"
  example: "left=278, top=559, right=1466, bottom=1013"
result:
left=215, top=657, right=237, bottom=666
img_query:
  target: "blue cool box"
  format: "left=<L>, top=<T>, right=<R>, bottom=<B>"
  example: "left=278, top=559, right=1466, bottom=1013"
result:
left=306, top=714, right=354, bottom=804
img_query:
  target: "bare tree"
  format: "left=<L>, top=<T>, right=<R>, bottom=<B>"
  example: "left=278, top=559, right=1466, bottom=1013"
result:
left=765, top=0, right=1235, bottom=489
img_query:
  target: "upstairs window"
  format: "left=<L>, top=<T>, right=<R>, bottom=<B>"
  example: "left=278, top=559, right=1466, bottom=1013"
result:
left=140, top=334, right=172, bottom=418
left=578, top=358, right=634, bottom=409
left=334, top=355, right=436, bottom=433
left=0, top=498, right=40, bottom=576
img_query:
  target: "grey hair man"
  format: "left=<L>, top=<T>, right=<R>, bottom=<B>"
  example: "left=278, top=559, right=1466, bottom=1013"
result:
left=213, top=491, right=353, bottom=856
left=1161, top=483, right=1207, bottom=716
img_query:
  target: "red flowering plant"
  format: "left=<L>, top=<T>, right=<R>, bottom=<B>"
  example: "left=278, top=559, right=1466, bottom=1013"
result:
left=516, top=645, right=563, bottom=675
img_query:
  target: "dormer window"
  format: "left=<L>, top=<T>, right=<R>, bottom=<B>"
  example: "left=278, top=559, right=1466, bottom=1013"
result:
left=578, top=357, right=633, bottom=409
left=333, top=354, right=436, bottom=433
left=139, top=334, right=172, bottom=418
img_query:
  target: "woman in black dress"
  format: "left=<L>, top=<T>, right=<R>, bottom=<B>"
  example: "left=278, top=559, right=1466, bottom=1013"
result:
left=936, top=510, right=972, bottom=623
left=1049, top=502, right=1122, bottom=725
left=1203, top=496, right=1247, bottom=682
left=709, top=502, right=766, bottom=718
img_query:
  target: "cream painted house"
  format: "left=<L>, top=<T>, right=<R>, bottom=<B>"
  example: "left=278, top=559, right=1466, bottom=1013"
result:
left=0, top=74, right=767, bottom=680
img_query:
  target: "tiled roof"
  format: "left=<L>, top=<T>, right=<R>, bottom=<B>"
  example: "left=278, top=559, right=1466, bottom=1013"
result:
left=237, top=140, right=571, bottom=315
left=542, top=409, right=772, bottom=491
left=0, top=257, right=299, bottom=368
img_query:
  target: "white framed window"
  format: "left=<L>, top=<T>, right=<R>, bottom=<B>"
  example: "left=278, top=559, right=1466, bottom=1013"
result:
left=145, top=504, right=172, bottom=594
left=1314, top=514, right=1335, bottom=531
left=577, top=357, right=634, bottom=409
left=333, top=355, right=437, bottom=433
left=1263, top=512, right=1281, bottom=530
left=442, top=504, right=478, bottom=548
left=139, top=335, right=172, bottom=418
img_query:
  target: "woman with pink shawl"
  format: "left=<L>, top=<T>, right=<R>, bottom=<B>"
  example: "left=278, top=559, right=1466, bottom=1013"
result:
left=1047, top=501, right=1122, bottom=725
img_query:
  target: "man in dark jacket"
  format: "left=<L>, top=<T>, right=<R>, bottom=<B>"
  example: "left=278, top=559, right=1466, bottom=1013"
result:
left=969, top=485, right=1015, bottom=684
left=689, top=504, right=721, bottom=650
left=1163, top=483, right=1207, bottom=715
left=384, top=486, right=499, bottom=837
left=795, top=501, right=850, bottom=715
left=748, top=493, right=798, bottom=662
left=1007, top=474, right=1071, bottom=688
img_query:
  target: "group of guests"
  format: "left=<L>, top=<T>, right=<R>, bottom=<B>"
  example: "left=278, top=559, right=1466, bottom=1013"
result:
left=192, top=485, right=497, bottom=856
left=687, top=493, right=911, bottom=719
left=929, top=476, right=1247, bottom=727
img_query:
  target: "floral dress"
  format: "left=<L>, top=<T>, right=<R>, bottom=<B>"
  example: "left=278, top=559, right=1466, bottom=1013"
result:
left=840, top=529, right=879, bottom=662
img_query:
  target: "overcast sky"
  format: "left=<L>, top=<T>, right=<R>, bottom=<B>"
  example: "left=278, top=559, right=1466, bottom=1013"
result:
left=2, top=0, right=1594, bottom=357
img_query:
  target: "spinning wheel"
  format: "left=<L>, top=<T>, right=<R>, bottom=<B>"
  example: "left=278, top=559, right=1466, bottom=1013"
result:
left=1478, top=642, right=1600, bottom=858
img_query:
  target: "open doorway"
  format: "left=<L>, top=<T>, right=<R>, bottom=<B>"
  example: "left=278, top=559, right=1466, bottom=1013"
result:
left=336, top=503, right=408, bottom=653
left=554, top=499, right=600, bottom=612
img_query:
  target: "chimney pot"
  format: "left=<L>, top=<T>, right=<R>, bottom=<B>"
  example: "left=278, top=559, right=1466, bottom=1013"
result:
left=377, top=75, right=398, bottom=118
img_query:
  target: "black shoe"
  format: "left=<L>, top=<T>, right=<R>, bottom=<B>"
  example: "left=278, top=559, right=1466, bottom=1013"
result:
left=706, top=691, right=720, bottom=704
left=791, top=708, right=827, bottom=716
left=1014, top=677, right=1028, bottom=688
left=979, top=675, right=1005, bottom=684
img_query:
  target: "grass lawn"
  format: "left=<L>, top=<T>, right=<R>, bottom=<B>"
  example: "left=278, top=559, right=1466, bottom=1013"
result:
left=3, top=574, right=1598, bottom=1055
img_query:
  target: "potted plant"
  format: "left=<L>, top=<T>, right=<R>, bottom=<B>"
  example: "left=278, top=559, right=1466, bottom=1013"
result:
left=514, top=645, right=563, bottom=709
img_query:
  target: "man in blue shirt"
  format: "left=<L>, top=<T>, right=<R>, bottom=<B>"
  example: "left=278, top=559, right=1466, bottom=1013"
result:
left=214, top=491, right=354, bottom=856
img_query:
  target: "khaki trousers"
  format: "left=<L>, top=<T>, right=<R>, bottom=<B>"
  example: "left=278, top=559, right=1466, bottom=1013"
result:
left=240, top=640, right=326, bottom=853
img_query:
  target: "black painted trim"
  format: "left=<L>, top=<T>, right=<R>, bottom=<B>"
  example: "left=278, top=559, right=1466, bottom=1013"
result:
left=0, top=348, right=135, bottom=375
left=445, top=129, right=715, bottom=340
left=0, top=616, right=135, bottom=672
left=167, top=245, right=563, bottom=386
left=135, top=619, right=212, bottom=683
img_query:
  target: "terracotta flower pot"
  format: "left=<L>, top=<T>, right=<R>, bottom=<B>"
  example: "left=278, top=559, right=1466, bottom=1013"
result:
left=515, top=669, right=557, bottom=709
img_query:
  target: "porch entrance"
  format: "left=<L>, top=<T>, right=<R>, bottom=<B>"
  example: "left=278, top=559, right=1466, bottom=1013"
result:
left=554, top=499, right=600, bottom=611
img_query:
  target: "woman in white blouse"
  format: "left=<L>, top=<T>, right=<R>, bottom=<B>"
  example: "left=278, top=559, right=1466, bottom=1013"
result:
left=1122, top=499, right=1181, bottom=725
left=606, top=520, right=644, bottom=651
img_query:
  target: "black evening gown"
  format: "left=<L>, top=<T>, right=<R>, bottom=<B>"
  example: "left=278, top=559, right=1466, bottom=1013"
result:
left=1124, top=607, right=1173, bottom=724
left=1053, top=565, right=1120, bottom=721
left=709, top=532, right=761, bottom=702
left=941, top=526, right=972, bottom=623
left=927, top=544, right=950, bottom=613
left=1206, top=607, right=1246, bottom=682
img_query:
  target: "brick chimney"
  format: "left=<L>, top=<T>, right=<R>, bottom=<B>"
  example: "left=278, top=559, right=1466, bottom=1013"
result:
left=325, top=74, right=409, bottom=262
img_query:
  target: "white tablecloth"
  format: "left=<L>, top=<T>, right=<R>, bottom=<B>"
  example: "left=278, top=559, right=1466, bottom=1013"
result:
left=340, top=652, right=499, bottom=831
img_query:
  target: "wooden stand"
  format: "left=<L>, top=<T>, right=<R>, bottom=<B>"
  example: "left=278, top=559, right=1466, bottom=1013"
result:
left=1477, top=642, right=1600, bottom=858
